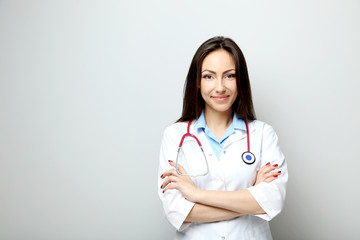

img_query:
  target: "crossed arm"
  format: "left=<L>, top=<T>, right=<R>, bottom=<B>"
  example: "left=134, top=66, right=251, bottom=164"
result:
left=185, top=203, right=244, bottom=223
left=160, top=161, right=280, bottom=223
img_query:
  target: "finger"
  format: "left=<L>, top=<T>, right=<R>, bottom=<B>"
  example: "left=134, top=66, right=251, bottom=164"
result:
left=259, top=164, right=278, bottom=174
left=161, top=169, right=178, bottom=178
left=263, top=177, right=277, bottom=183
left=162, top=181, right=179, bottom=194
left=261, top=162, right=279, bottom=169
left=258, top=163, right=271, bottom=172
left=255, top=167, right=281, bottom=184
left=168, top=160, right=177, bottom=168
left=257, top=165, right=271, bottom=176
left=168, top=160, right=187, bottom=175
left=263, top=174, right=281, bottom=183
left=262, top=171, right=281, bottom=182
left=271, top=170, right=281, bottom=176
left=263, top=170, right=281, bottom=179
left=161, top=176, right=178, bottom=189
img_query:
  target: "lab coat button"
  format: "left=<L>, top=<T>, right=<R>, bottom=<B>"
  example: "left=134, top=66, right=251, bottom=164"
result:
left=221, top=236, right=226, bottom=240
left=223, top=151, right=226, bottom=154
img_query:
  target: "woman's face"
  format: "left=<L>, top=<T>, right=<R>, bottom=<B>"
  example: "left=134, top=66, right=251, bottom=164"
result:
left=200, top=49, right=238, bottom=115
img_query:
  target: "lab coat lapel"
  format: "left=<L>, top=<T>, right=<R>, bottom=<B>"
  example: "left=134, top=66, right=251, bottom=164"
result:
left=195, top=128, right=216, bottom=158
left=223, top=125, right=257, bottom=148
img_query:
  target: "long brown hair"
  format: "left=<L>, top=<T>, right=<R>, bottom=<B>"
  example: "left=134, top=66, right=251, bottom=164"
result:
left=177, top=36, right=256, bottom=122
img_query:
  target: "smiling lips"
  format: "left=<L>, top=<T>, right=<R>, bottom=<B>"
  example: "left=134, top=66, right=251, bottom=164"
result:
left=211, top=95, right=230, bottom=101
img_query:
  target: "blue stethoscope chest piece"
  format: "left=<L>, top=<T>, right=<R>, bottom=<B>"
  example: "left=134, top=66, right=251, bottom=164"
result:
left=242, top=151, right=256, bottom=165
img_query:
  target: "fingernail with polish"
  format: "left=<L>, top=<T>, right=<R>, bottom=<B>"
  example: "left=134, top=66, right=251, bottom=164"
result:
left=162, top=190, right=165, bottom=194
left=274, top=175, right=278, bottom=178
left=160, top=174, right=163, bottom=178
left=168, top=160, right=173, bottom=163
left=273, top=164, right=278, bottom=167
left=278, top=171, right=281, bottom=174
left=266, top=162, right=270, bottom=166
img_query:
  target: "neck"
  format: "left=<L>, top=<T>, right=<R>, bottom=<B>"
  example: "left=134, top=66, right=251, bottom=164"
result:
left=204, top=108, right=233, bottom=131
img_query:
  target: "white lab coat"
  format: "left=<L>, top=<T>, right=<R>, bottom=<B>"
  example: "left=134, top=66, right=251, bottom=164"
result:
left=158, top=120, right=288, bottom=240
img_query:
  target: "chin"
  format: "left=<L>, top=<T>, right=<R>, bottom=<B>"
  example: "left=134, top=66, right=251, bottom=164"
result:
left=209, top=106, right=233, bottom=113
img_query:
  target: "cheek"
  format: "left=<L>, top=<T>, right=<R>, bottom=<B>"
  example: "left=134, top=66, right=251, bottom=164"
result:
left=229, top=82, right=238, bottom=94
left=200, top=81, right=210, bottom=97
left=199, top=87, right=207, bottom=101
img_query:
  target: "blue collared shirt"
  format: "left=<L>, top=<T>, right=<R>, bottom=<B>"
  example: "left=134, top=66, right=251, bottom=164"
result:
left=194, top=111, right=246, bottom=159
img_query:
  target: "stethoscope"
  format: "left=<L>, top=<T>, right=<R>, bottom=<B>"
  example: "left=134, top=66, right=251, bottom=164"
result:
left=175, top=119, right=256, bottom=177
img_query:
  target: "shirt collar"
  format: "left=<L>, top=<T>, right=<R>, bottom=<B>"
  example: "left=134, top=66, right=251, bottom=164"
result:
left=194, top=111, right=207, bottom=130
left=232, top=113, right=246, bottom=130
left=194, top=111, right=246, bottom=130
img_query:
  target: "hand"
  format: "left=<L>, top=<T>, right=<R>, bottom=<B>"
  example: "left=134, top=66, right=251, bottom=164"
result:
left=160, top=160, right=200, bottom=202
left=254, top=162, right=281, bottom=185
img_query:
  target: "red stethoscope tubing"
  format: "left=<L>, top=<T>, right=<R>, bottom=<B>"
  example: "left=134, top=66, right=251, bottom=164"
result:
left=178, top=120, right=202, bottom=147
left=244, top=120, right=250, bottom=152
left=176, top=120, right=209, bottom=177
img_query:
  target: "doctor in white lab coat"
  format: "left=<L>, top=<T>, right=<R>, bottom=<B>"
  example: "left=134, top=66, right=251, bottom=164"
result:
left=158, top=36, right=288, bottom=240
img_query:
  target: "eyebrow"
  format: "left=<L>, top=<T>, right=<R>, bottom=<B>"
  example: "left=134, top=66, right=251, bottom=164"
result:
left=201, top=69, right=236, bottom=74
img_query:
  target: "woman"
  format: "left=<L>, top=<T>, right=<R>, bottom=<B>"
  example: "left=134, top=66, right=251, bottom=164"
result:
left=158, top=36, right=288, bottom=240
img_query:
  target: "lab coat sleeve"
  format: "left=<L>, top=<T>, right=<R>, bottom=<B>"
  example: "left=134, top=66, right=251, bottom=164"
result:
left=247, top=123, right=288, bottom=221
left=158, top=124, right=195, bottom=232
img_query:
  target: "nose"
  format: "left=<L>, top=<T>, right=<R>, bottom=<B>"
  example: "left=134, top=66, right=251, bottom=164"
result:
left=215, top=78, right=226, bottom=93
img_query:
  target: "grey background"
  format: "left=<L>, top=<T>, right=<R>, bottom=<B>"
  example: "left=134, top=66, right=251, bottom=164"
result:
left=1, top=0, right=359, bottom=239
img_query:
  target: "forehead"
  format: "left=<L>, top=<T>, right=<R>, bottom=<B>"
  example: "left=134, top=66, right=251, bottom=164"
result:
left=201, top=49, right=235, bottom=71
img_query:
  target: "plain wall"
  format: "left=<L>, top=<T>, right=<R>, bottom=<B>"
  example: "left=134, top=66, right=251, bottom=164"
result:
left=1, top=0, right=359, bottom=239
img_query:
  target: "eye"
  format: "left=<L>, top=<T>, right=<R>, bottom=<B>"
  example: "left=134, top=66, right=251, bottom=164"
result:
left=202, top=74, right=214, bottom=80
left=225, top=73, right=236, bottom=79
